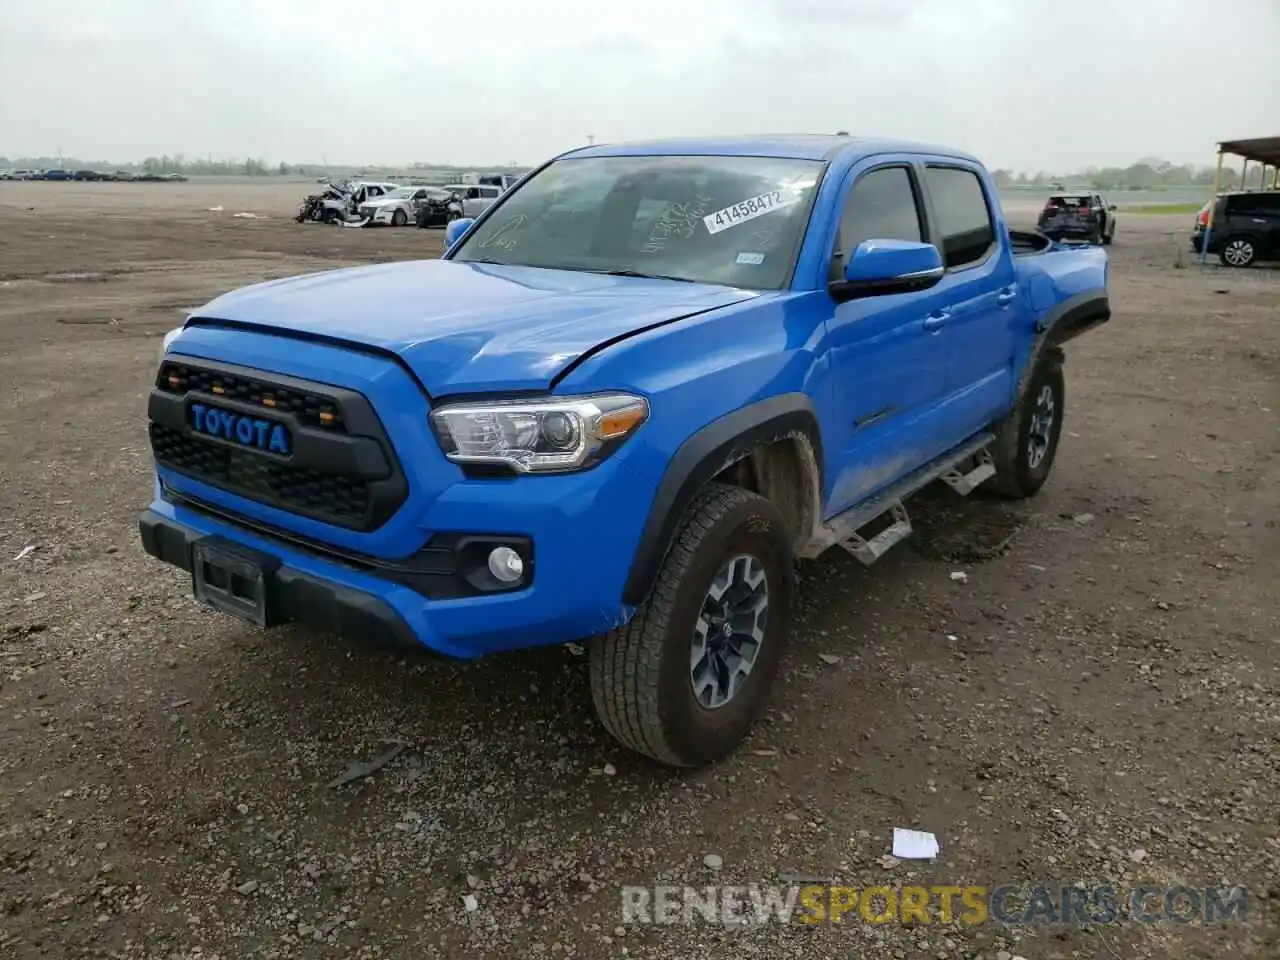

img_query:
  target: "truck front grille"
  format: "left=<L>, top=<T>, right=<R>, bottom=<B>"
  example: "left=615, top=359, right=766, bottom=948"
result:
left=148, top=358, right=408, bottom=532
left=158, top=362, right=347, bottom=433
left=150, top=424, right=371, bottom=526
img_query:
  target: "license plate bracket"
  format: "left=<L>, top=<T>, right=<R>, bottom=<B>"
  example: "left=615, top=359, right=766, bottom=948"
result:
left=191, top=537, right=280, bottom=627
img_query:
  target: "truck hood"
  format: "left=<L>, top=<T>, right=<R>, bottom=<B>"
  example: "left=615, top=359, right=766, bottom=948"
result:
left=190, top=259, right=762, bottom=395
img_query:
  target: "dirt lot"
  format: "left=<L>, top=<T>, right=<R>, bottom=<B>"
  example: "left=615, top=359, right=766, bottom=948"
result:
left=1, top=181, right=1277, bottom=960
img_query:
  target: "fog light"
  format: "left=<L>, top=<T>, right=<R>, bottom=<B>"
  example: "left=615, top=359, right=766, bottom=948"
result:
left=487, top=546, right=524, bottom=584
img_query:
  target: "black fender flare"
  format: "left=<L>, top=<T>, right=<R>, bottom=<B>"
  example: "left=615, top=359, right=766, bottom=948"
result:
left=621, top=393, right=823, bottom=606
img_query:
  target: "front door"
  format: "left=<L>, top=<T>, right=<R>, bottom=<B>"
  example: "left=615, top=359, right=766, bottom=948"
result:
left=824, top=161, right=955, bottom=516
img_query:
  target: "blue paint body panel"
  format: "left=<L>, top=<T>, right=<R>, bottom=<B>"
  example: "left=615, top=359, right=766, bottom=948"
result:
left=142, top=134, right=1109, bottom=658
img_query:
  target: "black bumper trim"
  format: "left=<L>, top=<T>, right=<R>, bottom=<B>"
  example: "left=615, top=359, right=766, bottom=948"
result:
left=161, top=489, right=533, bottom=600
left=139, top=509, right=431, bottom=655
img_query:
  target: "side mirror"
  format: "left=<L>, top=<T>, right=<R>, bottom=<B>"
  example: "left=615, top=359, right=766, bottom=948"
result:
left=830, top=239, right=944, bottom=302
left=444, top=217, right=475, bottom=251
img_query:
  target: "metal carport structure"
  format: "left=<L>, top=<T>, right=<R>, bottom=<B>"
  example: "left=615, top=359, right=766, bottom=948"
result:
left=1199, top=136, right=1280, bottom=262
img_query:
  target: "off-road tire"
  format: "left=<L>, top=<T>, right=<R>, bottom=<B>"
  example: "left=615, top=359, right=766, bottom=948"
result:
left=1102, top=224, right=1114, bottom=246
left=983, top=354, right=1065, bottom=500
left=589, top=483, right=794, bottom=767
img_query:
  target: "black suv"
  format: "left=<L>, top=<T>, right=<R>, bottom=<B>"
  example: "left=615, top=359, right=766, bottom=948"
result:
left=1037, top=192, right=1115, bottom=245
left=1192, top=191, right=1280, bottom=268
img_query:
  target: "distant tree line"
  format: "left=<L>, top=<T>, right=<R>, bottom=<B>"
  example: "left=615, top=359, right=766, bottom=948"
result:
left=3, top=153, right=1268, bottom=190
left=0, top=154, right=533, bottom=181
left=0, top=154, right=294, bottom=176
left=989, top=158, right=1271, bottom=191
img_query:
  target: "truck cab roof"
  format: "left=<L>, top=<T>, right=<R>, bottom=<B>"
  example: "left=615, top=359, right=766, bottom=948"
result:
left=564, top=134, right=982, bottom=165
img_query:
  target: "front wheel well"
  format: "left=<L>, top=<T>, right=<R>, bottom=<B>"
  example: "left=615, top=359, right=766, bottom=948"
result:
left=619, top=398, right=824, bottom=607
left=710, top=436, right=822, bottom=554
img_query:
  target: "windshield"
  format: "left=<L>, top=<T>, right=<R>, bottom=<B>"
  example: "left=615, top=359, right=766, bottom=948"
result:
left=381, top=187, right=415, bottom=199
left=450, top=155, right=824, bottom=289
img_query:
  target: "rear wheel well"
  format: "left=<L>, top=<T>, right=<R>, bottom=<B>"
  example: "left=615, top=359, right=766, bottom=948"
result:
left=710, top=437, right=821, bottom=553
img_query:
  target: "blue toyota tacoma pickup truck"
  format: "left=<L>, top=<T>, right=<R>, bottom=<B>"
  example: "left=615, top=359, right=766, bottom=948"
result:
left=140, top=135, right=1110, bottom=767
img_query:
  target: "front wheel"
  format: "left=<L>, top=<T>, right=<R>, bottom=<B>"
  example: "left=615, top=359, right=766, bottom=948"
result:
left=589, top=483, right=794, bottom=767
left=391, top=209, right=407, bottom=227
left=983, top=356, right=1065, bottom=500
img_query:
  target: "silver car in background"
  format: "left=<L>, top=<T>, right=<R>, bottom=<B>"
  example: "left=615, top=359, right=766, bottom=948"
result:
left=358, top=186, right=438, bottom=227
left=443, top=183, right=504, bottom=218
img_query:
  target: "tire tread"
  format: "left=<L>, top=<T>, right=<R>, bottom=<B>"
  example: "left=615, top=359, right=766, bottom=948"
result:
left=985, top=354, right=1064, bottom=500
left=589, top=483, right=769, bottom=766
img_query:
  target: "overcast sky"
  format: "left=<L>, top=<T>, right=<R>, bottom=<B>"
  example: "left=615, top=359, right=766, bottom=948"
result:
left=2, top=0, right=1276, bottom=171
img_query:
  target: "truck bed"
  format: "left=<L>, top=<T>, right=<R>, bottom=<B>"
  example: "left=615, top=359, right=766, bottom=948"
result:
left=1012, top=230, right=1110, bottom=343
left=1009, top=229, right=1053, bottom=256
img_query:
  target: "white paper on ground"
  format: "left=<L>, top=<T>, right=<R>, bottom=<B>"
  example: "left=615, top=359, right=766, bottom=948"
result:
left=892, top=828, right=940, bottom=859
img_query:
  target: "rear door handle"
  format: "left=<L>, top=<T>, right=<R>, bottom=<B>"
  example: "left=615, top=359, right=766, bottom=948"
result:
left=923, top=311, right=950, bottom=332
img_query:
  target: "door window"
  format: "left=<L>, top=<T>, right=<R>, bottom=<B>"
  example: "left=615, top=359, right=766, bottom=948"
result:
left=835, top=166, right=924, bottom=259
left=831, top=166, right=924, bottom=279
left=923, top=166, right=995, bottom=269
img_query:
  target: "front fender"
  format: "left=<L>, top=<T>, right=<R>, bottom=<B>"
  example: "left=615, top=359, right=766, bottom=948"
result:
left=620, top=393, right=823, bottom=606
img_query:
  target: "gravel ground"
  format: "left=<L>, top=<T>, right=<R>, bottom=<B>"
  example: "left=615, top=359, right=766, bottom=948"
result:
left=0, top=182, right=1277, bottom=959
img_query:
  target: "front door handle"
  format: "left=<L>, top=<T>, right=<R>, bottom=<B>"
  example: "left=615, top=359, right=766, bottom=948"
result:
left=923, top=311, right=950, bottom=332
left=996, top=286, right=1017, bottom=306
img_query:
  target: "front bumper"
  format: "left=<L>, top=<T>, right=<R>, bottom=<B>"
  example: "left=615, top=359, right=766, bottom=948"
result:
left=140, top=507, right=427, bottom=654
left=140, top=451, right=653, bottom=658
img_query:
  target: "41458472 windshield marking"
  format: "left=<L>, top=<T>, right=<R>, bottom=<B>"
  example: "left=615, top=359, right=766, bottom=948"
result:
left=703, top=190, right=802, bottom=236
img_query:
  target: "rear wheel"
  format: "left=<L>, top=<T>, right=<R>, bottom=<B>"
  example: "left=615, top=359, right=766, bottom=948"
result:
left=589, top=483, right=794, bottom=767
left=1220, top=237, right=1257, bottom=268
left=984, top=355, right=1065, bottom=500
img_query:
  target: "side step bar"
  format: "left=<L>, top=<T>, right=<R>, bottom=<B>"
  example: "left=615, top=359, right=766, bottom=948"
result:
left=940, top=447, right=996, bottom=495
left=800, top=432, right=996, bottom=563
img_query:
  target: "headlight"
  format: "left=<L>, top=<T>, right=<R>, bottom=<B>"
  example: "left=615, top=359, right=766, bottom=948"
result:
left=429, top=393, right=649, bottom=474
left=159, top=326, right=183, bottom=360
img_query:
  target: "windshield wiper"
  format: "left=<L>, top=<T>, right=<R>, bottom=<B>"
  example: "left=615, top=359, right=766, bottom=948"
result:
left=599, top=268, right=699, bottom=283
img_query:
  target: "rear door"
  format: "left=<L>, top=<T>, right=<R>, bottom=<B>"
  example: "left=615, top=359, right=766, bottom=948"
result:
left=1236, top=192, right=1280, bottom=257
left=1261, top=194, right=1280, bottom=257
left=918, top=162, right=1019, bottom=434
